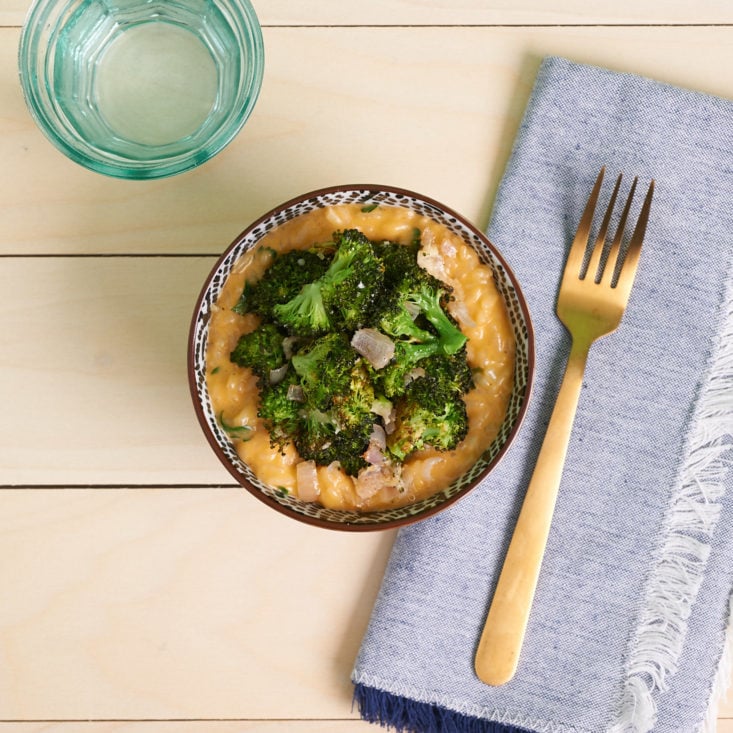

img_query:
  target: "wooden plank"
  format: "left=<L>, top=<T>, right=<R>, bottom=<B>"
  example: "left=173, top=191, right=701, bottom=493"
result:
left=0, top=257, right=236, bottom=485
left=0, top=486, right=729, bottom=723
left=0, top=489, right=395, bottom=720
left=720, top=683, right=733, bottom=717
left=5, top=0, right=733, bottom=27
left=262, top=0, right=733, bottom=26
left=0, top=724, right=374, bottom=733
left=4, top=25, right=733, bottom=255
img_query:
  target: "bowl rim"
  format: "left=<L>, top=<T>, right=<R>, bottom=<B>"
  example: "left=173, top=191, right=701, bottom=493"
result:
left=188, top=183, right=535, bottom=531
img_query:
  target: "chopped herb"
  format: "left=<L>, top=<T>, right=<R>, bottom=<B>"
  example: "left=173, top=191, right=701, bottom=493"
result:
left=276, top=486, right=289, bottom=497
left=361, top=203, right=379, bottom=213
left=218, top=412, right=253, bottom=440
left=411, top=227, right=421, bottom=246
left=211, top=366, right=220, bottom=375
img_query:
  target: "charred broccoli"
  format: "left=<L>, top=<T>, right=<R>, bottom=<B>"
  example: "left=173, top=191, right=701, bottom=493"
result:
left=271, top=280, right=332, bottom=336
left=374, top=235, right=466, bottom=352
left=419, top=350, right=475, bottom=396
left=294, top=406, right=372, bottom=477
left=230, top=323, right=287, bottom=383
left=373, top=338, right=442, bottom=399
left=233, top=249, right=331, bottom=318
left=257, top=371, right=302, bottom=450
left=376, top=238, right=421, bottom=286
left=331, top=362, right=376, bottom=430
left=226, top=226, right=475, bottom=479
left=387, top=376, right=469, bottom=461
left=325, top=229, right=385, bottom=330
left=370, top=238, right=467, bottom=399
left=273, top=229, right=384, bottom=335
left=392, top=271, right=466, bottom=355
left=291, top=332, right=356, bottom=410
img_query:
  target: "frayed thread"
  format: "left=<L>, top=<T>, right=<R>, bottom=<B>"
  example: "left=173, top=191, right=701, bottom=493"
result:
left=353, top=683, right=534, bottom=733
left=609, top=266, right=733, bottom=733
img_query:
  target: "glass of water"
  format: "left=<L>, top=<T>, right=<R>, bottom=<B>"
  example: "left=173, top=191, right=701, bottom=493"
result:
left=19, top=0, right=264, bottom=179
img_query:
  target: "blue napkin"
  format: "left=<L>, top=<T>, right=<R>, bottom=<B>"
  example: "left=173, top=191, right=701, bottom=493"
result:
left=352, top=57, right=733, bottom=733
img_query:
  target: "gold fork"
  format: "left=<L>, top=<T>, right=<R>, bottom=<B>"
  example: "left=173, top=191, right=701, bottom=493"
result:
left=474, top=168, right=655, bottom=686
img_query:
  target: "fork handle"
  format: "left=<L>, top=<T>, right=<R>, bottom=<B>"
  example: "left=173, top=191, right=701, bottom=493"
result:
left=474, top=340, right=589, bottom=686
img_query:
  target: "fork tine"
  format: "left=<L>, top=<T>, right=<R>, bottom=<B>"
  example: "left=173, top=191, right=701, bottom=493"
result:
left=599, top=176, right=638, bottom=287
left=584, top=173, right=622, bottom=282
left=611, top=179, right=655, bottom=300
left=563, top=167, right=605, bottom=282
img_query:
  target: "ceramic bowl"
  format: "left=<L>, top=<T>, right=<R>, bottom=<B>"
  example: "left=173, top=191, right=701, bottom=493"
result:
left=188, top=185, right=534, bottom=530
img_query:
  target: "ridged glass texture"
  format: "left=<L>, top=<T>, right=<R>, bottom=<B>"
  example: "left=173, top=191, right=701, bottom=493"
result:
left=19, top=0, right=264, bottom=179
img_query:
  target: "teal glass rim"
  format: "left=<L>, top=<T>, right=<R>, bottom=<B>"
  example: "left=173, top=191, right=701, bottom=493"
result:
left=18, top=0, right=265, bottom=179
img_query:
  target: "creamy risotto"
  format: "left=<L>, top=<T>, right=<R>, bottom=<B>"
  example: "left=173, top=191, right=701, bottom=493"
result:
left=206, top=204, right=515, bottom=511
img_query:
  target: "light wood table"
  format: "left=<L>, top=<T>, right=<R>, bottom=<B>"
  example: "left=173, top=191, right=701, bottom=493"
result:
left=1, top=2, right=732, bottom=731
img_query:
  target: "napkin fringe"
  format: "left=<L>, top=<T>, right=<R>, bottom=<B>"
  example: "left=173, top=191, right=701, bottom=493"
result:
left=610, top=269, right=733, bottom=733
left=353, top=683, right=533, bottom=733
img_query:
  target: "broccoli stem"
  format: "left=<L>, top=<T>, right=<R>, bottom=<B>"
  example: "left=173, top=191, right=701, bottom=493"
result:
left=406, top=287, right=466, bottom=355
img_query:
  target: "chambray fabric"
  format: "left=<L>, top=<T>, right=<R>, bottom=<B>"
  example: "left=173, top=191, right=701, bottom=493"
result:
left=352, top=57, right=733, bottom=732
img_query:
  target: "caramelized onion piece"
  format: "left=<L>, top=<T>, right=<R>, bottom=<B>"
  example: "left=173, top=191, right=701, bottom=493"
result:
left=354, top=462, right=404, bottom=505
left=269, top=364, right=289, bottom=385
left=287, top=384, right=305, bottom=402
left=369, top=423, right=387, bottom=450
left=405, top=367, right=426, bottom=386
left=404, top=301, right=420, bottom=319
left=282, top=336, right=301, bottom=360
left=296, top=460, right=320, bottom=502
left=351, top=328, right=395, bottom=370
left=450, top=299, right=476, bottom=329
left=364, top=424, right=388, bottom=466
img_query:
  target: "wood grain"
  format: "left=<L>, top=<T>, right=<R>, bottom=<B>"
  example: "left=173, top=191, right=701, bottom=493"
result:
left=4, top=0, right=733, bottom=27
left=3, top=26, right=733, bottom=255
left=0, top=489, right=394, bottom=720
left=0, top=257, right=229, bottom=485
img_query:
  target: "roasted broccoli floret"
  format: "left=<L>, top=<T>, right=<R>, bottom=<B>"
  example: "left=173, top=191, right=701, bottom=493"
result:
left=373, top=338, right=442, bottom=398
left=230, top=323, right=286, bottom=383
left=233, top=249, right=331, bottom=318
left=373, top=237, right=466, bottom=354
left=273, top=230, right=384, bottom=334
left=257, top=372, right=302, bottom=450
left=387, top=377, right=469, bottom=461
left=369, top=239, right=467, bottom=401
left=376, top=239, right=421, bottom=288
left=271, top=281, right=332, bottom=336
left=375, top=296, right=435, bottom=344
left=292, top=360, right=376, bottom=476
left=291, top=332, right=357, bottom=410
left=394, top=275, right=466, bottom=355
left=330, top=415, right=374, bottom=476
left=419, top=350, right=475, bottom=396
left=324, top=229, right=385, bottom=330
left=331, top=361, right=376, bottom=430
left=293, top=408, right=338, bottom=465
left=375, top=342, right=475, bottom=401
left=293, top=407, right=371, bottom=476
